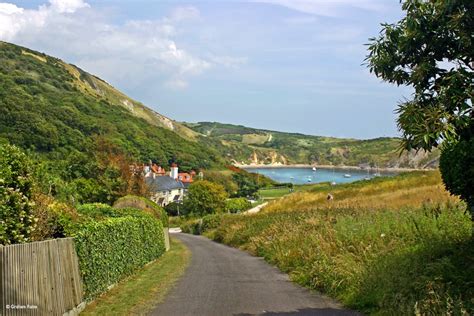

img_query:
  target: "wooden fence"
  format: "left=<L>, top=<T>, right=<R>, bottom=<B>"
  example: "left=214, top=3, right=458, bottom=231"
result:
left=0, top=238, right=84, bottom=316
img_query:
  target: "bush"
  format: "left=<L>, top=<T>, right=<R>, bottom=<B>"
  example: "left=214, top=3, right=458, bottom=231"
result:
left=164, top=202, right=182, bottom=217
left=439, top=138, right=474, bottom=214
left=225, top=198, right=252, bottom=213
left=180, top=218, right=202, bottom=235
left=0, top=144, right=35, bottom=245
left=184, top=181, right=228, bottom=216
left=77, top=203, right=118, bottom=218
left=44, top=202, right=81, bottom=238
left=201, top=213, right=225, bottom=231
left=113, top=195, right=169, bottom=227
left=180, top=214, right=226, bottom=236
left=74, top=215, right=165, bottom=300
left=204, top=171, right=238, bottom=195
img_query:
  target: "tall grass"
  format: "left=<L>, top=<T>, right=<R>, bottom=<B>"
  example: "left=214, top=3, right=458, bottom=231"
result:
left=263, top=171, right=458, bottom=213
left=195, top=171, right=473, bottom=315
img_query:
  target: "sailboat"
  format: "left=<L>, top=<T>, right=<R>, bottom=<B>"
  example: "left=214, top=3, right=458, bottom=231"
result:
left=373, top=165, right=381, bottom=177
left=364, top=168, right=371, bottom=180
left=312, top=167, right=317, bottom=171
left=331, top=166, right=337, bottom=185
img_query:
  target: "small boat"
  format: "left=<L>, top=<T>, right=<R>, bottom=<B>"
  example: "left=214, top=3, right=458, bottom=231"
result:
left=331, top=181, right=337, bottom=186
left=373, top=172, right=381, bottom=177
left=312, top=167, right=317, bottom=171
left=344, top=174, right=351, bottom=178
left=364, top=177, right=371, bottom=181
left=290, top=176, right=294, bottom=179
left=307, top=179, right=312, bottom=182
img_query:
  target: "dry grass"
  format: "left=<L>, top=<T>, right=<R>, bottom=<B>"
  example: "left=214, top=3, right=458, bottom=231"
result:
left=264, top=171, right=458, bottom=213
left=190, top=171, right=473, bottom=315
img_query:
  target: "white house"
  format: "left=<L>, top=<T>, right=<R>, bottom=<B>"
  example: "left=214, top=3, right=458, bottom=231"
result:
left=146, top=175, right=185, bottom=207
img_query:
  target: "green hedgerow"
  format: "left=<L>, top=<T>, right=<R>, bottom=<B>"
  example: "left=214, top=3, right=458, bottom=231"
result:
left=74, top=215, right=165, bottom=300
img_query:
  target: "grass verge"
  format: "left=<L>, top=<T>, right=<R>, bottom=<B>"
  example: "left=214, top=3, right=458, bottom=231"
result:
left=81, top=237, right=190, bottom=316
left=181, top=171, right=473, bottom=315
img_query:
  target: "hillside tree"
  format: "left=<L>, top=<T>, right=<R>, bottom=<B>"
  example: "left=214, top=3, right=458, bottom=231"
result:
left=184, top=181, right=228, bottom=216
left=366, top=0, right=473, bottom=214
left=0, top=144, right=36, bottom=244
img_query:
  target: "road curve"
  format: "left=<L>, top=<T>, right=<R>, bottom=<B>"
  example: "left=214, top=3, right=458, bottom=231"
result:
left=151, top=233, right=360, bottom=316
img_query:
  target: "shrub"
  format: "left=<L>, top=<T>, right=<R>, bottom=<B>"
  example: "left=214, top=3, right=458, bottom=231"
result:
left=201, top=213, right=225, bottom=231
left=76, top=203, right=117, bottom=219
left=180, top=218, right=202, bottom=235
left=184, top=181, right=228, bottom=216
left=164, top=202, right=182, bottom=217
left=0, top=144, right=35, bottom=245
left=180, top=214, right=227, bottom=236
left=439, top=138, right=474, bottom=215
left=225, top=197, right=252, bottom=213
left=113, top=195, right=169, bottom=227
left=74, top=215, right=165, bottom=300
left=44, top=202, right=81, bottom=238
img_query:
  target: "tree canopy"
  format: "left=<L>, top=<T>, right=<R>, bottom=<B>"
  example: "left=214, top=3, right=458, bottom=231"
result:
left=366, top=0, right=473, bottom=150
left=184, top=181, right=228, bottom=216
left=366, top=0, right=473, bottom=212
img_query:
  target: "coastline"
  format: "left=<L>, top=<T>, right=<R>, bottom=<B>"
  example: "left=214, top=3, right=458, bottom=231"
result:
left=235, top=163, right=435, bottom=173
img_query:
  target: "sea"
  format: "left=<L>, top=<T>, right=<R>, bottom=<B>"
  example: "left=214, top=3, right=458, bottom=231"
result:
left=243, top=167, right=396, bottom=185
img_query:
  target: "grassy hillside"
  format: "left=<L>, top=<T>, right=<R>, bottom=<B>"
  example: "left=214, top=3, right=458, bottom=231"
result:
left=0, top=41, right=221, bottom=170
left=181, top=172, right=473, bottom=315
left=185, top=121, right=440, bottom=168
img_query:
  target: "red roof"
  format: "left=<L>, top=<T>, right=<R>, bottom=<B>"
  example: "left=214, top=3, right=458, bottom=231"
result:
left=178, top=172, right=193, bottom=183
left=151, top=164, right=166, bottom=174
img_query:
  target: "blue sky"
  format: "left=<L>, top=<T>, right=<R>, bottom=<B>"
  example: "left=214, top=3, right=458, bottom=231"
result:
left=0, top=0, right=411, bottom=139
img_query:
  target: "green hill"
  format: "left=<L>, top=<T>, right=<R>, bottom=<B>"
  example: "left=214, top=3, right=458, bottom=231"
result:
left=0, top=41, right=438, bottom=204
left=0, top=41, right=221, bottom=170
left=0, top=41, right=226, bottom=204
left=184, top=122, right=440, bottom=168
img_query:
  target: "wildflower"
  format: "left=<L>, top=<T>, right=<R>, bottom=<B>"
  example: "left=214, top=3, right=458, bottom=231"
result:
left=380, top=233, right=386, bottom=238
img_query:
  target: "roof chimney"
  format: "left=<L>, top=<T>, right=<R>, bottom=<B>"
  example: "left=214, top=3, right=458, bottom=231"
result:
left=170, top=163, right=178, bottom=179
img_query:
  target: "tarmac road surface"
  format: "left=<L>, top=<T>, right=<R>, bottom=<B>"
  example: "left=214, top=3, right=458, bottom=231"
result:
left=151, top=233, right=360, bottom=316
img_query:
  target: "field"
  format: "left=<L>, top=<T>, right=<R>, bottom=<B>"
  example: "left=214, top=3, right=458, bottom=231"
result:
left=184, top=171, right=473, bottom=315
left=263, top=171, right=456, bottom=213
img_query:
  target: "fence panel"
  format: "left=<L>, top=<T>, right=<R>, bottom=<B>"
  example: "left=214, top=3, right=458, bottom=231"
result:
left=0, top=238, right=83, bottom=316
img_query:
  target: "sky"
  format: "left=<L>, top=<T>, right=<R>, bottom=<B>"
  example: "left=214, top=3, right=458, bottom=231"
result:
left=0, top=0, right=412, bottom=139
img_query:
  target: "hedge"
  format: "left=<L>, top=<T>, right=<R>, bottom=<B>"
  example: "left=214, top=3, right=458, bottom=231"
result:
left=113, top=195, right=169, bottom=227
left=74, top=215, right=165, bottom=300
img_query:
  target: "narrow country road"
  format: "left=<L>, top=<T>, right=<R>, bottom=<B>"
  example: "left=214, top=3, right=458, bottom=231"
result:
left=151, top=233, right=360, bottom=316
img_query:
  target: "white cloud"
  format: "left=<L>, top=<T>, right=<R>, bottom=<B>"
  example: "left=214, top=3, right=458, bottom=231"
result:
left=0, top=3, right=23, bottom=14
left=48, top=0, right=89, bottom=13
left=0, top=2, right=245, bottom=90
left=251, top=0, right=387, bottom=17
left=0, top=0, right=90, bottom=41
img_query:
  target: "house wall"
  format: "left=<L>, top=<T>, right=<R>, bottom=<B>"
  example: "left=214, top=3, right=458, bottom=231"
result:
left=151, top=188, right=184, bottom=207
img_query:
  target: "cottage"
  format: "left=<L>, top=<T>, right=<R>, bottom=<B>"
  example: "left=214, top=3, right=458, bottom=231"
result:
left=146, top=175, right=185, bottom=207
left=144, top=163, right=197, bottom=207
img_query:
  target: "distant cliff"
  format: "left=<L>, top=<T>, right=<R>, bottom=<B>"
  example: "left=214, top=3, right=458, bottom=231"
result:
left=184, top=122, right=440, bottom=169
